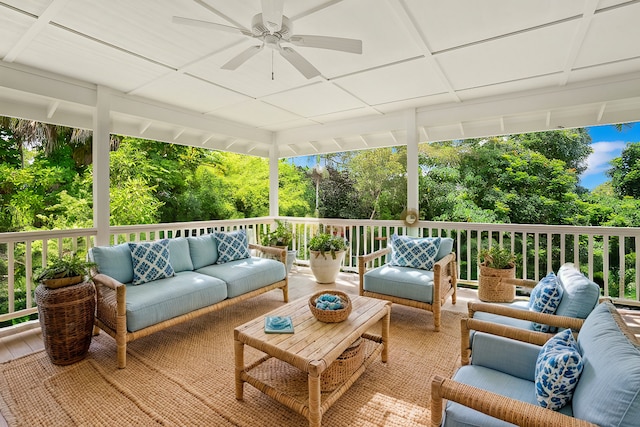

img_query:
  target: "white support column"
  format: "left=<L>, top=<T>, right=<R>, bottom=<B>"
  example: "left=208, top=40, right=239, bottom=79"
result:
left=93, top=86, right=111, bottom=246
left=269, top=136, right=279, bottom=217
left=406, top=109, right=419, bottom=236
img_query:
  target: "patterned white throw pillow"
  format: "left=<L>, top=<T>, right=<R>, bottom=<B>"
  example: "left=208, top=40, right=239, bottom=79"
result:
left=128, top=239, right=174, bottom=285
left=535, top=329, right=584, bottom=410
left=214, top=229, right=250, bottom=264
left=389, top=234, right=441, bottom=270
left=529, top=272, right=563, bottom=332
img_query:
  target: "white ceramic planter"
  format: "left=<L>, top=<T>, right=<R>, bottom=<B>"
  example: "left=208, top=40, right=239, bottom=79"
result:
left=309, top=250, right=346, bottom=284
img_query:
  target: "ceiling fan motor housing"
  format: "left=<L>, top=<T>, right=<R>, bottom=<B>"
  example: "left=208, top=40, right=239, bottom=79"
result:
left=252, top=14, right=292, bottom=39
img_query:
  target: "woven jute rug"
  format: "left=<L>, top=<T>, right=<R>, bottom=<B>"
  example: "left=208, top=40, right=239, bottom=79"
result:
left=0, top=286, right=462, bottom=426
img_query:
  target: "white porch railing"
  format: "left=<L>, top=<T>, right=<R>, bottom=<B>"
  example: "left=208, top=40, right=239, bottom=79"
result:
left=2, top=217, right=639, bottom=330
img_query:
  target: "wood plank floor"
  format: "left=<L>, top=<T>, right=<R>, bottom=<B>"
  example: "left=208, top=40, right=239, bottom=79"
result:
left=0, top=267, right=638, bottom=427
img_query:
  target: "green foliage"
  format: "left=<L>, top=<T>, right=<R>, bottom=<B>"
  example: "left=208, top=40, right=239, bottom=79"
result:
left=608, top=142, right=640, bottom=198
left=479, top=245, right=515, bottom=269
left=33, top=253, right=96, bottom=282
left=260, top=220, right=293, bottom=247
left=308, top=231, right=348, bottom=260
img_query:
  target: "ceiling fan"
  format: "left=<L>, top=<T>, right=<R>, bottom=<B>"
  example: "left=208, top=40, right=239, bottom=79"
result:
left=173, top=0, right=362, bottom=79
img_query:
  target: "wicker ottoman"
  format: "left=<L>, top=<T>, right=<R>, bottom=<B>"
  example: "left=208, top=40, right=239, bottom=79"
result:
left=35, top=281, right=96, bottom=365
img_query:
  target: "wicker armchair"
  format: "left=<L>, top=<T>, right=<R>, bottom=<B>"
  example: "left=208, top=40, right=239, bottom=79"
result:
left=432, top=300, right=640, bottom=427
left=358, top=237, right=457, bottom=331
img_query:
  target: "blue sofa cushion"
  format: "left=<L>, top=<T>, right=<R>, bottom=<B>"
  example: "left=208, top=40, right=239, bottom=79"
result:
left=128, top=239, right=175, bottom=285
left=529, top=272, right=563, bottom=332
left=572, top=302, right=640, bottom=426
left=168, top=237, right=194, bottom=273
left=535, top=329, right=583, bottom=410
left=197, top=256, right=285, bottom=299
left=187, top=234, right=218, bottom=269
left=124, top=271, right=227, bottom=332
left=555, top=264, right=600, bottom=319
left=214, top=229, right=250, bottom=264
left=363, top=265, right=434, bottom=303
left=389, top=234, right=441, bottom=270
left=90, top=243, right=134, bottom=284
left=445, top=365, right=573, bottom=427
left=471, top=332, right=541, bottom=382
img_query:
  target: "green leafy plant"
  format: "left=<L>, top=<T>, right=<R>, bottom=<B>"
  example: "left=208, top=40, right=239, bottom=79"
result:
left=479, top=246, right=515, bottom=269
left=309, top=231, right=347, bottom=260
left=34, top=253, right=96, bottom=283
left=260, top=220, right=293, bottom=248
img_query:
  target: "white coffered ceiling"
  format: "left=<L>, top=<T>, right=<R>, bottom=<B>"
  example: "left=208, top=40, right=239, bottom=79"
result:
left=1, top=0, right=640, bottom=158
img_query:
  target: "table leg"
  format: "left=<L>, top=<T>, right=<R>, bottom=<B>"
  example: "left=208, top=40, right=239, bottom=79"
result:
left=234, top=339, right=245, bottom=400
left=382, top=305, right=390, bottom=363
left=308, top=369, right=321, bottom=427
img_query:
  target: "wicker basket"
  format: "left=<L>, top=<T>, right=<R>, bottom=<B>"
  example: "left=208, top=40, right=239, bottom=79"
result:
left=478, top=263, right=516, bottom=302
left=321, top=338, right=364, bottom=392
left=308, top=290, right=352, bottom=323
left=35, top=281, right=96, bottom=365
left=42, top=275, right=83, bottom=289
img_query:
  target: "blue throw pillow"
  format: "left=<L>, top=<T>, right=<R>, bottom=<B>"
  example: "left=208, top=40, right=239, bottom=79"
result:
left=535, top=329, right=584, bottom=410
left=128, top=239, right=174, bottom=285
left=529, top=272, right=563, bottom=332
left=214, top=229, right=250, bottom=264
left=389, top=234, right=441, bottom=270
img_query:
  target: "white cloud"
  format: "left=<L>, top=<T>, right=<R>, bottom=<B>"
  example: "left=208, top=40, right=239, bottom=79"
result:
left=583, top=140, right=627, bottom=176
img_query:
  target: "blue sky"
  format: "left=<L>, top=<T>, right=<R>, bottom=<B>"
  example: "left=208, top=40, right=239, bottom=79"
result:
left=289, top=122, right=640, bottom=191
left=581, top=122, right=640, bottom=190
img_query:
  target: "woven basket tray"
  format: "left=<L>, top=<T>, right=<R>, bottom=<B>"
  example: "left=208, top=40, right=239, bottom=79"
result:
left=321, top=337, right=364, bottom=392
left=308, top=290, right=352, bottom=323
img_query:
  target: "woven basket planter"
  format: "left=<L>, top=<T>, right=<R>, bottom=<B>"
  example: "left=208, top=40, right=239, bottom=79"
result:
left=478, top=263, right=516, bottom=302
left=35, top=281, right=96, bottom=365
left=321, top=337, right=364, bottom=392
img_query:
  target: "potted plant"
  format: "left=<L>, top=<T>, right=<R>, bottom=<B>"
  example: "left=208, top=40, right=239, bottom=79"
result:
left=34, top=253, right=97, bottom=289
left=308, top=230, right=348, bottom=284
left=260, top=220, right=297, bottom=273
left=34, top=253, right=97, bottom=365
left=478, top=245, right=516, bottom=302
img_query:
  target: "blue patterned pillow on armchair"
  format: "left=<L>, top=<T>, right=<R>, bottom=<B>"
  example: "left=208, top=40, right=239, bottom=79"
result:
left=389, top=234, right=441, bottom=270
left=535, top=329, right=583, bottom=410
left=529, top=272, right=563, bottom=332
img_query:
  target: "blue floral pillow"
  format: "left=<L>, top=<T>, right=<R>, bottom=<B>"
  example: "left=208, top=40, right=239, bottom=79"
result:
left=535, top=329, right=584, bottom=410
left=214, top=229, right=250, bottom=264
left=529, top=272, right=563, bottom=332
left=389, top=234, right=441, bottom=270
left=128, top=239, right=174, bottom=285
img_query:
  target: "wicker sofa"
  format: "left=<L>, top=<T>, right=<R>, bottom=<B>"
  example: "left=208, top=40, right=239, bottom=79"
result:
left=432, top=300, right=640, bottom=427
left=90, top=231, right=288, bottom=368
left=358, top=236, right=457, bottom=331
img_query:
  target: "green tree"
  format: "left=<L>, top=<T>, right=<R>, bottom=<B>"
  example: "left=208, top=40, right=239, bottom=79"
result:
left=607, top=142, right=640, bottom=198
left=514, top=129, right=592, bottom=175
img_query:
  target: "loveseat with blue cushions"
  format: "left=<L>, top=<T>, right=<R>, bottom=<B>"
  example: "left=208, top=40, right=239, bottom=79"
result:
left=432, top=300, right=640, bottom=427
left=90, top=229, right=288, bottom=368
left=358, top=235, right=457, bottom=331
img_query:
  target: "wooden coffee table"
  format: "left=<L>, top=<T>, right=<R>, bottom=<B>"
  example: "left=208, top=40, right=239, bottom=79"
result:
left=234, top=294, right=391, bottom=427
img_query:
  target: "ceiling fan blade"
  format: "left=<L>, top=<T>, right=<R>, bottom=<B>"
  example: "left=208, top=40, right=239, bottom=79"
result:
left=261, top=0, right=284, bottom=32
left=280, top=47, right=321, bottom=79
left=172, top=16, right=252, bottom=37
left=221, top=45, right=263, bottom=70
left=289, top=35, right=362, bottom=54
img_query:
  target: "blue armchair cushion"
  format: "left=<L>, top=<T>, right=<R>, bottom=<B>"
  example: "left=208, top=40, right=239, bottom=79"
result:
left=389, top=234, right=441, bottom=270
left=534, top=329, right=583, bottom=410
left=529, top=272, right=563, bottom=332
left=128, top=239, right=175, bottom=285
left=555, top=264, right=600, bottom=319
left=214, top=229, right=251, bottom=264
